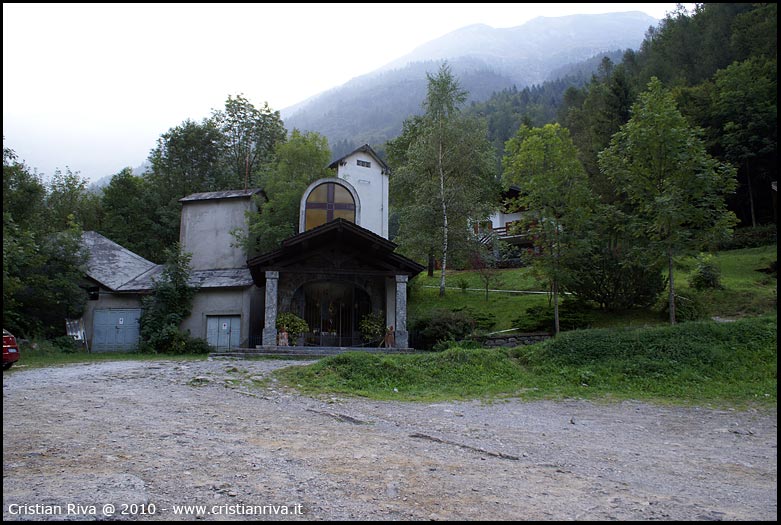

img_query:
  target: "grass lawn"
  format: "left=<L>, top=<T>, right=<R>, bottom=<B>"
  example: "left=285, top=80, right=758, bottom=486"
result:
left=678, top=245, right=778, bottom=318
left=409, top=244, right=777, bottom=332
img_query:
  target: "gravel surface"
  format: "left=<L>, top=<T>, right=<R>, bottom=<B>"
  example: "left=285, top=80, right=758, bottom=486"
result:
left=2, top=358, right=777, bottom=521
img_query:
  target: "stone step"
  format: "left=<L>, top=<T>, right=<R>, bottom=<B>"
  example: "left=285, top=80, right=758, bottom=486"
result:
left=209, top=345, right=420, bottom=359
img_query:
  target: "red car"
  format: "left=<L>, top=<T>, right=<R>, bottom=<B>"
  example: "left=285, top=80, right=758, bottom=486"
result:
left=3, top=329, right=20, bottom=370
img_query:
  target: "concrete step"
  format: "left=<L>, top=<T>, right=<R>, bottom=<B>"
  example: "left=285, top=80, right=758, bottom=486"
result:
left=209, top=345, right=420, bottom=359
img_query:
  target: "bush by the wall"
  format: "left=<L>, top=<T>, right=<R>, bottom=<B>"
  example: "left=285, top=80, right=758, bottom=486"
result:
left=139, top=325, right=211, bottom=354
left=410, top=309, right=475, bottom=350
left=511, top=300, right=594, bottom=333
left=51, top=335, right=83, bottom=354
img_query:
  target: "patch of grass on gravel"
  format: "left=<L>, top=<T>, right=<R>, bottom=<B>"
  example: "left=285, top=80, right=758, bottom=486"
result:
left=7, top=346, right=205, bottom=370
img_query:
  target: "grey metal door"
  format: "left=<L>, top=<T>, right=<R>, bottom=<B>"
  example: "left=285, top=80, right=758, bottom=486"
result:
left=206, top=316, right=240, bottom=349
left=92, top=309, right=141, bottom=352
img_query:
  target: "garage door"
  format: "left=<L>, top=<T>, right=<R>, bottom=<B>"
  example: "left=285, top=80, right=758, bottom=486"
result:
left=92, top=309, right=142, bottom=352
left=206, top=316, right=241, bottom=349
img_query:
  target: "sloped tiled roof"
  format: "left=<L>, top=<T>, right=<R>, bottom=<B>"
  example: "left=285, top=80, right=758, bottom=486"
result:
left=81, top=231, right=254, bottom=293
left=116, top=267, right=253, bottom=292
left=188, top=268, right=254, bottom=289
left=178, top=188, right=263, bottom=203
left=81, top=231, right=159, bottom=291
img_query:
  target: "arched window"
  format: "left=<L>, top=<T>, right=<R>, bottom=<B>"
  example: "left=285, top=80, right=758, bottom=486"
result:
left=304, top=182, right=356, bottom=231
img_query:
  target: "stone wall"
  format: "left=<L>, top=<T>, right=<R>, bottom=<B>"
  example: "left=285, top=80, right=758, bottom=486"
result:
left=481, top=332, right=551, bottom=348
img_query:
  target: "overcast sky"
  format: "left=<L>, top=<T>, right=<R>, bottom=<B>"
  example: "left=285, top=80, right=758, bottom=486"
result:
left=3, top=3, right=683, bottom=183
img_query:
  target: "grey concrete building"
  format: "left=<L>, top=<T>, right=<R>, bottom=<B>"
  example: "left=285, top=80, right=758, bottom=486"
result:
left=81, top=189, right=263, bottom=351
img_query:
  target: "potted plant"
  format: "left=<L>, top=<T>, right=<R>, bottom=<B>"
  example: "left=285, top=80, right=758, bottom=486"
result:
left=276, top=312, right=309, bottom=346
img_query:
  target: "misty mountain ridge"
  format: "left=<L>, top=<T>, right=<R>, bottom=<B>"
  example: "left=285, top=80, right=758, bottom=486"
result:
left=378, top=12, right=655, bottom=84
left=281, top=11, right=657, bottom=156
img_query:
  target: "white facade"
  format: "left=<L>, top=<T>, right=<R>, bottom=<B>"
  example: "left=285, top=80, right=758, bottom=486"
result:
left=332, top=148, right=390, bottom=239
left=490, top=210, right=524, bottom=231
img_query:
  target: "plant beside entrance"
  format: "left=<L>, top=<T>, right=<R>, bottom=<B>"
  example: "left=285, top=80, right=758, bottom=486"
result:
left=276, top=312, right=309, bottom=345
left=359, top=312, right=386, bottom=347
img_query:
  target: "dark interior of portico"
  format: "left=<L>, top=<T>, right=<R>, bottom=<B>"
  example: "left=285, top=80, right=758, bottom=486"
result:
left=294, top=281, right=374, bottom=347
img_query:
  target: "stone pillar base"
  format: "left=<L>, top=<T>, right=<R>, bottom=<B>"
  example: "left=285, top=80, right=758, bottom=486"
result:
left=395, top=330, right=409, bottom=349
left=262, top=328, right=278, bottom=347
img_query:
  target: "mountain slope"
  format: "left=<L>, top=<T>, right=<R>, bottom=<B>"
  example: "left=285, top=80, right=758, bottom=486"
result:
left=282, top=11, right=657, bottom=157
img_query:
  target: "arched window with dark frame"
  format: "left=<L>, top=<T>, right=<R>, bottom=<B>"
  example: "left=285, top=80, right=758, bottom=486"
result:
left=304, top=182, right=356, bottom=231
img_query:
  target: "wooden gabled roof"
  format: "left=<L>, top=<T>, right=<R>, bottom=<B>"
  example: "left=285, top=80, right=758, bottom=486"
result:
left=247, top=219, right=423, bottom=285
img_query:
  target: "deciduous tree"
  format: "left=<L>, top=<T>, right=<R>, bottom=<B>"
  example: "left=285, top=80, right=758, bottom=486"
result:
left=211, top=94, right=286, bottom=189
left=598, top=77, right=737, bottom=324
left=234, top=129, right=331, bottom=255
left=503, top=123, right=595, bottom=335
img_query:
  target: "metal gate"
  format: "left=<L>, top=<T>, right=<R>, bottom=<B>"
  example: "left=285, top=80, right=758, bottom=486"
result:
left=92, top=309, right=141, bottom=352
left=206, top=316, right=241, bottom=349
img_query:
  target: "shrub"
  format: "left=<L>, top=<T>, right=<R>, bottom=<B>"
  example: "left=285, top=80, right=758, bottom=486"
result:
left=137, top=325, right=211, bottom=354
left=359, top=312, right=386, bottom=345
left=718, top=224, right=776, bottom=250
left=567, top=246, right=666, bottom=310
left=456, top=277, right=469, bottom=293
left=690, top=253, right=722, bottom=290
left=451, top=306, right=496, bottom=333
left=511, top=300, right=594, bottom=333
left=182, top=336, right=213, bottom=354
left=410, top=309, right=475, bottom=350
left=276, top=312, right=309, bottom=340
left=51, top=335, right=83, bottom=354
left=658, top=292, right=706, bottom=323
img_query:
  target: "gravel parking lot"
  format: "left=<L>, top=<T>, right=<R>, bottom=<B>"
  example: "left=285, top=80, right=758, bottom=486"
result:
left=2, top=359, right=777, bottom=521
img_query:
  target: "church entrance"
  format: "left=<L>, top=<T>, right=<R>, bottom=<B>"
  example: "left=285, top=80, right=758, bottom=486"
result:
left=294, top=281, right=373, bottom=347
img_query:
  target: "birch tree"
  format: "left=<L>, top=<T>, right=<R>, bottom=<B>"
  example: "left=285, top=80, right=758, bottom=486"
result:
left=389, top=63, right=497, bottom=296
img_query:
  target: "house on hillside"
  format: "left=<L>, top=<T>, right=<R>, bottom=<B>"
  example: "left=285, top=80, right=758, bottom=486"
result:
left=474, top=185, right=533, bottom=256
left=80, top=144, right=422, bottom=352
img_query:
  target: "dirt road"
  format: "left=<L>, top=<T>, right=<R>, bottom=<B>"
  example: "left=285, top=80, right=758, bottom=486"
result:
left=2, top=359, right=777, bottom=521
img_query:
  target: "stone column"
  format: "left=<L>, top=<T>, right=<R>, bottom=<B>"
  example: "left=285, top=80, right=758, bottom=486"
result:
left=394, top=274, right=408, bottom=349
left=262, top=271, right=279, bottom=346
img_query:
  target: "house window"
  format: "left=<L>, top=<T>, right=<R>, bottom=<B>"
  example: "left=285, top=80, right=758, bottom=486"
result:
left=357, top=159, right=371, bottom=168
left=304, top=182, right=356, bottom=231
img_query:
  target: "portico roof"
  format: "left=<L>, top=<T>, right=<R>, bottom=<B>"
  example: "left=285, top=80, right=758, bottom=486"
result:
left=247, top=219, right=424, bottom=285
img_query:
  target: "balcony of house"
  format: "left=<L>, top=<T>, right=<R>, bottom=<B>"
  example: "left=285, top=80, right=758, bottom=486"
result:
left=475, top=217, right=532, bottom=247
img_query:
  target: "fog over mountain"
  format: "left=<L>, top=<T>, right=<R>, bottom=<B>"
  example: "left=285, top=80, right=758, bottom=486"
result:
left=281, top=11, right=657, bottom=157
